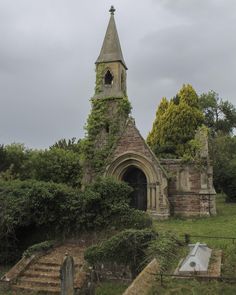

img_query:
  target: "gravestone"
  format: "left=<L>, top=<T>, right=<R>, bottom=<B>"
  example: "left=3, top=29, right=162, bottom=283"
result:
left=179, top=242, right=212, bottom=273
left=60, top=253, right=75, bottom=295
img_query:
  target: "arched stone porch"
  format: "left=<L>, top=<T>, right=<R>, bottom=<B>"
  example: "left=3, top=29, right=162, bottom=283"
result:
left=105, top=152, right=170, bottom=218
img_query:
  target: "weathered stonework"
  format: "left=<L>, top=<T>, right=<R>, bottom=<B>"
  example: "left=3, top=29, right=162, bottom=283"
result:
left=83, top=7, right=216, bottom=219
left=160, top=159, right=216, bottom=217
left=105, top=118, right=170, bottom=219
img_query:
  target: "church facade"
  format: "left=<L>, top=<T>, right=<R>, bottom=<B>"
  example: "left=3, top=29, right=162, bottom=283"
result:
left=83, top=7, right=216, bottom=219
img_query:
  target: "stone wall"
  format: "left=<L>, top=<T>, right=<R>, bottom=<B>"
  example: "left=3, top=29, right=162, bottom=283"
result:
left=122, top=259, right=159, bottom=295
left=106, top=118, right=170, bottom=219
left=161, top=159, right=216, bottom=217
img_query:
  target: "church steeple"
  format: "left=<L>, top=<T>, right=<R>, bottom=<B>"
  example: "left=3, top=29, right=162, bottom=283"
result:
left=94, top=6, right=127, bottom=99
left=96, top=6, right=127, bottom=69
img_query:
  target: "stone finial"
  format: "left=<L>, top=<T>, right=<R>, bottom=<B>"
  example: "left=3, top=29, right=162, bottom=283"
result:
left=109, top=5, right=116, bottom=15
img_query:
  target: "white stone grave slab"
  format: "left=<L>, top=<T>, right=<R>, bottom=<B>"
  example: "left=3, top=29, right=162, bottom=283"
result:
left=179, top=242, right=212, bottom=273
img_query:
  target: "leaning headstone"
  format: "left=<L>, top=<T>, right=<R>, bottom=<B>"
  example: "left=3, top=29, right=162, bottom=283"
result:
left=60, top=253, right=75, bottom=295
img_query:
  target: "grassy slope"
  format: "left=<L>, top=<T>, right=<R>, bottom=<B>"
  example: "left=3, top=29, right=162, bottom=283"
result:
left=155, top=195, right=236, bottom=240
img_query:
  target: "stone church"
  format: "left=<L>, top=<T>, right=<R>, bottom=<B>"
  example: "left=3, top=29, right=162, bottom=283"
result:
left=84, top=7, right=216, bottom=219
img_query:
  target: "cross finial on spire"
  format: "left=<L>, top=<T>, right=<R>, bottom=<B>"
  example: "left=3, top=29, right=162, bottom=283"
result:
left=109, top=5, right=115, bottom=15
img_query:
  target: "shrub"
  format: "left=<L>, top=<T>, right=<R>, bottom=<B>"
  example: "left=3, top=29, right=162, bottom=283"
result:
left=23, top=240, right=55, bottom=257
left=0, top=179, right=79, bottom=263
left=80, top=177, right=133, bottom=228
left=84, top=229, right=157, bottom=277
left=111, top=206, right=152, bottom=229
left=0, top=177, right=143, bottom=263
left=145, top=233, right=182, bottom=272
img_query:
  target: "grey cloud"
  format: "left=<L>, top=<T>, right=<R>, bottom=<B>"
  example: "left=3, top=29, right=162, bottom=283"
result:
left=0, top=0, right=235, bottom=147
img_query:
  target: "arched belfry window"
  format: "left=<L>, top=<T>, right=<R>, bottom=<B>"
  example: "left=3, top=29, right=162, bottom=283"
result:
left=104, top=70, right=113, bottom=85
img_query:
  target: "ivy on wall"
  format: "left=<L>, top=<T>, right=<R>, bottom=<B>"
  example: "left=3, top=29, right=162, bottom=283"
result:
left=94, top=64, right=105, bottom=95
left=82, top=96, right=132, bottom=174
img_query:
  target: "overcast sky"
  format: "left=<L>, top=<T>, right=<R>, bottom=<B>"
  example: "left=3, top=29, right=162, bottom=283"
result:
left=1, top=0, right=236, bottom=149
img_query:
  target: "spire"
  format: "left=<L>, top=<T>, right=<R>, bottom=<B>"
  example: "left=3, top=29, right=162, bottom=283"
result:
left=96, top=6, right=127, bottom=70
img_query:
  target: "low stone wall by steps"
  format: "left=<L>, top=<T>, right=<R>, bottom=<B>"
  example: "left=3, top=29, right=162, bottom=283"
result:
left=1, top=253, right=41, bottom=283
left=122, top=259, right=159, bottom=295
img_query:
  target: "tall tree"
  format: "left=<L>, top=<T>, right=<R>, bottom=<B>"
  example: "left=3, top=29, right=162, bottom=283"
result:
left=199, top=91, right=236, bottom=136
left=211, top=135, right=236, bottom=201
left=147, top=84, right=204, bottom=158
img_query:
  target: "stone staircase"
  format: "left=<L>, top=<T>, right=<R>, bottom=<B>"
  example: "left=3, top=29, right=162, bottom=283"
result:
left=12, top=243, right=87, bottom=294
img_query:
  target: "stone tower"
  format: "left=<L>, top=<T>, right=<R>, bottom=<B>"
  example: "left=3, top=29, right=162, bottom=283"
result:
left=94, top=5, right=127, bottom=100
left=82, top=7, right=131, bottom=183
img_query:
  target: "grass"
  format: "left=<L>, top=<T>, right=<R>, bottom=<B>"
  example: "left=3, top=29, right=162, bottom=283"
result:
left=155, top=195, right=236, bottom=241
left=95, top=281, right=129, bottom=295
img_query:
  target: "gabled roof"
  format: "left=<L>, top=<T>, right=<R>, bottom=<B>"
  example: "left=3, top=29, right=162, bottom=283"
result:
left=106, top=117, right=169, bottom=179
left=96, top=8, right=127, bottom=69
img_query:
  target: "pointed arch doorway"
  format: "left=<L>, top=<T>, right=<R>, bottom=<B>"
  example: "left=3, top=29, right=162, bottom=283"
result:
left=105, top=152, right=170, bottom=218
left=122, top=166, right=147, bottom=211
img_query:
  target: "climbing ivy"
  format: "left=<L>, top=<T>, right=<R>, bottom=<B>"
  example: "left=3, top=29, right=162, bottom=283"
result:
left=82, top=96, right=132, bottom=174
left=95, top=64, right=105, bottom=95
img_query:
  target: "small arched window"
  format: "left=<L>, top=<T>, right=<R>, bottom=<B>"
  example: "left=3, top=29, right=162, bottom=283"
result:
left=104, top=70, right=113, bottom=85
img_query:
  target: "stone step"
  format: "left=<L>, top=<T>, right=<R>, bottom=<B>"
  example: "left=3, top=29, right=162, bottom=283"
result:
left=17, top=276, right=60, bottom=287
left=13, top=283, right=60, bottom=294
left=36, top=260, right=61, bottom=267
left=24, top=269, right=60, bottom=279
left=9, top=243, right=88, bottom=294
left=30, top=263, right=60, bottom=272
left=29, top=263, right=80, bottom=274
left=38, top=257, right=83, bottom=266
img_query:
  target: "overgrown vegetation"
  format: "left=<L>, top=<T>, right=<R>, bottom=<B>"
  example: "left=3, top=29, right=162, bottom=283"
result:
left=23, top=240, right=55, bottom=257
left=147, top=84, right=204, bottom=158
left=0, top=140, right=82, bottom=187
left=0, top=177, right=151, bottom=264
left=145, top=233, right=182, bottom=272
left=85, top=229, right=181, bottom=279
left=82, top=96, right=131, bottom=174
left=85, top=229, right=157, bottom=277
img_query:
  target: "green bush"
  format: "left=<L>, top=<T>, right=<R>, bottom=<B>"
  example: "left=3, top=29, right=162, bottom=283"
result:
left=0, top=177, right=144, bottom=263
left=0, top=179, right=79, bottom=263
left=23, top=240, right=55, bottom=257
left=211, top=135, right=236, bottom=201
left=0, top=143, right=82, bottom=187
left=84, top=229, right=157, bottom=277
left=111, top=206, right=152, bottom=229
left=145, top=233, right=182, bottom=272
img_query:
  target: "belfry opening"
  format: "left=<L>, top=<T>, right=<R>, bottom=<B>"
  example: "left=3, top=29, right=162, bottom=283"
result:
left=104, top=70, right=113, bottom=85
left=122, top=166, right=147, bottom=211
